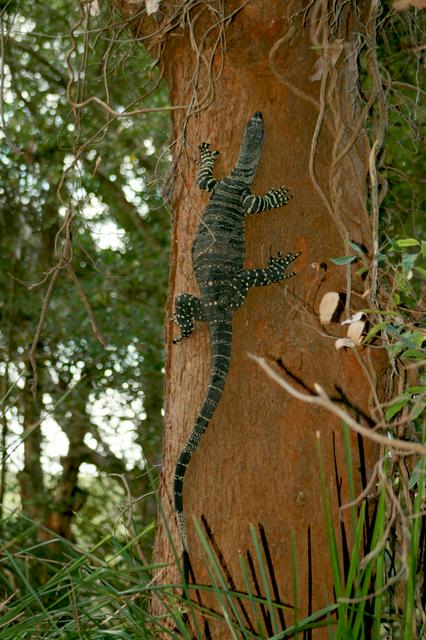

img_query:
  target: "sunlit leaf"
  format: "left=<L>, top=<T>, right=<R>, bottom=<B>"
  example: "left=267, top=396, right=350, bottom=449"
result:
left=385, top=396, right=410, bottom=421
left=331, top=255, right=357, bottom=265
left=395, top=238, right=420, bottom=248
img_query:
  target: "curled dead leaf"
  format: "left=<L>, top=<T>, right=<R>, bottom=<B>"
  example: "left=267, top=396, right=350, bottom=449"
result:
left=335, top=337, right=356, bottom=350
left=319, top=292, right=340, bottom=325
left=347, top=320, right=365, bottom=345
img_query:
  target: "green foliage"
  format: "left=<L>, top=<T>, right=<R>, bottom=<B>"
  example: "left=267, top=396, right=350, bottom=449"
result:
left=0, top=0, right=171, bottom=537
left=0, top=505, right=337, bottom=639
left=0, top=0, right=424, bottom=637
left=0, top=510, right=161, bottom=638
left=361, top=4, right=425, bottom=369
left=363, top=232, right=425, bottom=434
left=375, top=6, right=426, bottom=240
left=3, top=431, right=423, bottom=638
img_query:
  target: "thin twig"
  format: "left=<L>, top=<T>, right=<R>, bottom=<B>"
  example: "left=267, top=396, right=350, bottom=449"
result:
left=28, top=268, right=61, bottom=395
left=67, top=265, right=105, bottom=346
left=68, top=95, right=188, bottom=116
left=248, top=353, right=426, bottom=456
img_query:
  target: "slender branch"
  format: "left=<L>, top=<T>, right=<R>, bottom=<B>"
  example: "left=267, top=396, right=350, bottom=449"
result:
left=67, top=265, right=105, bottom=346
left=28, top=269, right=61, bottom=395
left=249, top=354, right=426, bottom=456
left=68, top=95, right=188, bottom=116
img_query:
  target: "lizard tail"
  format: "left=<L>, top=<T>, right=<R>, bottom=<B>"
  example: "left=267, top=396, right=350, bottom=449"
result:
left=174, top=318, right=233, bottom=583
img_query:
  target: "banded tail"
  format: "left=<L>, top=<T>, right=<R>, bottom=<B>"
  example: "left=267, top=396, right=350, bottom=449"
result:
left=174, top=317, right=233, bottom=582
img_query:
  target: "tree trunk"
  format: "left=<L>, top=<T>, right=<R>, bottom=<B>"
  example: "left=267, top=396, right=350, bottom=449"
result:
left=124, top=1, right=386, bottom=636
left=18, top=364, right=46, bottom=522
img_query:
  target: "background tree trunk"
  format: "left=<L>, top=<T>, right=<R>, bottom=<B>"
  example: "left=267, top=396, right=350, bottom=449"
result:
left=125, top=1, right=386, bottom=636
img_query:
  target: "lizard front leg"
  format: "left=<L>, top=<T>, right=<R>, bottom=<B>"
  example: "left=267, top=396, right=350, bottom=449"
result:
left=196, top=143, right=220, bottom=192
left=243, top=186, right=292, bottom=214
left=173, top=293, right=206, bottom=344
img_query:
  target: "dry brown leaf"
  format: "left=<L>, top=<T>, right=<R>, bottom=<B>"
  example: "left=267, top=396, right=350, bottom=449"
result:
left=347, top=320, right=365, bottom=345
left=335, top=337, right=356, bottom=350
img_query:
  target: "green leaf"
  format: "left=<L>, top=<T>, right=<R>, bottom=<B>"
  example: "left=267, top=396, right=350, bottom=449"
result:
left=402, top=252, right=418, bottom=271
left=356, top=267, right=369, bottom=277
left=363, top=321, right=389, bottom=342
left=389, top=344, right=404, bottom=358
left=349, top=241, right=365, bottom=255
left=401, top=331, right=424, bottom=348
left=415, top=266, right=426, bottom=278
left=410, top=400, right=426, bottom=421
left=331, top=255, right=357, bottom=265
left=401, top=349, right=424, bottom=360
left=407, top=386, right=426, bottom=394
left=385, top=396, right=410, bottom=421
left=395, top=238, right=420, bottom=248
left=408, top=467, right=424, bottom=490
left=421, top=240, right=426, bottom=259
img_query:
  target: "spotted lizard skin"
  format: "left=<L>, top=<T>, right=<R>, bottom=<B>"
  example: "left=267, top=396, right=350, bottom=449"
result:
left=173, top=112, right=300, bottom=581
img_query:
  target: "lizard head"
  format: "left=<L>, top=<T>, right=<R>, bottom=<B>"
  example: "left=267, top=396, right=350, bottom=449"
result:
left=231, top=111, right=264, bottom=184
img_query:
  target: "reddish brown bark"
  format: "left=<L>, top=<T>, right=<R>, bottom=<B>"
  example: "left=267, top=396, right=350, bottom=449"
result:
left=124, top=1, right=385, bottom=636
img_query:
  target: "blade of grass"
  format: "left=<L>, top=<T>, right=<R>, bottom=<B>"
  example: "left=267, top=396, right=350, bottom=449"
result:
left=342, top=422, right=357, bottom=539
left=403, top=472, right=424, bottom=640
left=249, top=524, right=280, bottom=636
left=268, top=603, right=338, bottom=639
left=239, top=552, right=264, bottom=636
left=316, top=432, right=346, bottom=636
left=193, top=518, right=254, bottom=639
left=290, top=529, right=299, bottom=639
left=345, top=501, right=367, bottom=633
left=371, top=493, right=385, bottom=639
left=351, top=484, right=386, bottom=639
left=1, top=550, right=62, bottom=631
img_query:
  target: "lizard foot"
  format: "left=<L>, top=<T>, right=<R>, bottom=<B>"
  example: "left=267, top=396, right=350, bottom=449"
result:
left=269, top=251, right=301, bottom=278
left=199, top=142, right=219, bottom=161
left=266, top=186, right=292, bottom=207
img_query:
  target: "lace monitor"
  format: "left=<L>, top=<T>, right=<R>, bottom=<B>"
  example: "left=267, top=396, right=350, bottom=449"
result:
left=173, top=111, right=300, bottom=581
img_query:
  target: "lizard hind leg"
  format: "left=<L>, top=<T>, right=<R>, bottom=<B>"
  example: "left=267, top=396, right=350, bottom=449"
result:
left=268, top=250, right=301, bottom=281
left=173, top=293, right=206, bottom=344
left=234, top=251, right=301, bottom=294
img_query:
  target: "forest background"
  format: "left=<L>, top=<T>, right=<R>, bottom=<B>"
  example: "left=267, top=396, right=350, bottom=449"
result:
left=0, top=0, right=425, bottom=638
